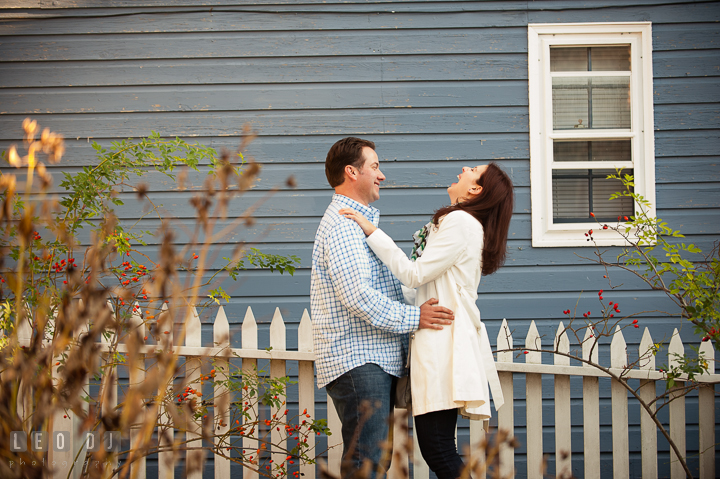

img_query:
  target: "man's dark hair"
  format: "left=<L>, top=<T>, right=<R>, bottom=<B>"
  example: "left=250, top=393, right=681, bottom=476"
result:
left=325, top=137, right=376, bottom=188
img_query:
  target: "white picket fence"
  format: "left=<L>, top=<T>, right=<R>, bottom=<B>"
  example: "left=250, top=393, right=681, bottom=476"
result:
left=493, top=319, right=717, bottom=479
left=19, top=306, right=718, bottom=479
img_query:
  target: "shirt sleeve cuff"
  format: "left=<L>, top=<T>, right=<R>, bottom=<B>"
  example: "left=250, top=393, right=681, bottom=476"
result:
left=404, top=303, right=421, bottom=330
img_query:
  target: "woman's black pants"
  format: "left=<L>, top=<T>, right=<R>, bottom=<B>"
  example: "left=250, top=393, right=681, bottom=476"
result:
left=414, top=408, right=465, bottom=479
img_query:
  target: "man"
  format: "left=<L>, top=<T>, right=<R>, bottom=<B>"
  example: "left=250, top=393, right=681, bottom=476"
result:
left=310, top=137, right=454, bottom=477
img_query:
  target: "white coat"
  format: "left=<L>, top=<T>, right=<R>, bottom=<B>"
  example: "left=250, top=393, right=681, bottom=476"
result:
left=366, top=210, right=504, bottom=419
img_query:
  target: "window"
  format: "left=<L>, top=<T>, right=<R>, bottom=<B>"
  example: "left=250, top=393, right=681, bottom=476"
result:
left=528, top=23, right=655, bottom=247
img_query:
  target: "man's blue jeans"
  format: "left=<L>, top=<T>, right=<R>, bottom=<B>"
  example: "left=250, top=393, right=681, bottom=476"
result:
left=326, top=363, right=394, bottom=479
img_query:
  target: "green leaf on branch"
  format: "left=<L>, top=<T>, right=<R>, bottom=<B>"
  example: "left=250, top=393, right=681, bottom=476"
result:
left=209, top=286, right=231, bottom=305
left=222, top=248, right=301, bottom=280
left=599, top=168, right=720, bottom=359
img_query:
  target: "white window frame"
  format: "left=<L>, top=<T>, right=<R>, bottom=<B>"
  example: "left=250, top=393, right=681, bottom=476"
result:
left=528, top=22, right=656, bottom=247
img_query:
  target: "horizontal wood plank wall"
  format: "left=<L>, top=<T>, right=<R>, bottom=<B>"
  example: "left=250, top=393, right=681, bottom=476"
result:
left=1, top=0, right=718, bottom=477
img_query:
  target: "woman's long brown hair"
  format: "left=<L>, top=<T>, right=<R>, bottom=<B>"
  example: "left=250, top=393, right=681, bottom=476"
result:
left=432, top=162, right=514, bottom=276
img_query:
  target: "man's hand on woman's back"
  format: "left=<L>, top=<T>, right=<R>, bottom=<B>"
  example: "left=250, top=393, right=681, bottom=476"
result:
left=419, top=298, right=454, bottom=330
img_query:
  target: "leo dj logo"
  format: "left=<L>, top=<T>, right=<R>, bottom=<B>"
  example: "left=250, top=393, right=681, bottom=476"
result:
left=10, top=431, right=121, bottom=452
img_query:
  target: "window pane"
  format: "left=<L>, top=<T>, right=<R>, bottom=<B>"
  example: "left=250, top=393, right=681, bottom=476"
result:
left=588, top=46, right=631, bottom=71
left=553, top=140, right=631, bottom=162
left=552, top=77, right=630, bottom=129
left=552, top=169, right=634, bottom=222
left=592, top=175, right=634, bottom=218
left=551, top=47, right=588, bottom=71
left=551, top=46, right=630, bottom=72
left=591, top=77, right=631, bottom=128
left=553, top=172, right=589, bottom=220
left=552, top=77, right=588, bottom=129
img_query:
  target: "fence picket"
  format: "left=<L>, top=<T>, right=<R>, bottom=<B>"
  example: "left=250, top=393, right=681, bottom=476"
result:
left=157, top=302, right=174, bottom=479
left=525, top=321, right=543, bottom=479
left=637, top=327, right=657, bottom=478
left=554, top=322, right=571, bottom=478
left=212, top=306, right=231, bottom=479
left=16, top=305, right=32, bottom=432
left=242, top=307, right=259, bottom=479
left=102, top=302, right=118, bottom=479
left=388, top=409, right=411, bottom=479
left=469, top=419, right=486, bottom=479
left=50, top=349, right=74, bottom=478
left=46, top=306, right=74, bottom=479
left=610, top=326, right=629, bottom=479
left=270, top=308, right=288, bottom=468
left=582, top=327, right=600, bottom=479
left=496, top=318, right=514, bottom=478
left=326, top=391, right=342, bottom=477
left=129, top=303, right=147, bottom=479
left=698, top=339, right=715, bottom=479
left=410, top=420, right=429, bottom=479
left=668, top=330, right=686, bottom=479
left=74, top=301, right=91, bottom=479
left=297, top=309, right=316, bottom=479
left=186, top=306, right=203, bottom=479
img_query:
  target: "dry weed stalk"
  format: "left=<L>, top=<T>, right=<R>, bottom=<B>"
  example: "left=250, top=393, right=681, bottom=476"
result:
left=0, top=119, right=323, bottom=479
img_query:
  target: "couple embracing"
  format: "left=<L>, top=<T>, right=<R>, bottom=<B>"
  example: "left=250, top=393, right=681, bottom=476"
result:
left=310, top=137, right=514, bottom=479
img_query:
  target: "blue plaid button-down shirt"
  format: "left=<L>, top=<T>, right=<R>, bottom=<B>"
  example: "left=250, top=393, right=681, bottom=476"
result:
left=311, top=194, right=421, bottom=388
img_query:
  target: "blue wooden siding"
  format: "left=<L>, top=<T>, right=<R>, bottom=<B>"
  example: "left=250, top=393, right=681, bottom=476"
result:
left=1, top=1, right=718, bottom=477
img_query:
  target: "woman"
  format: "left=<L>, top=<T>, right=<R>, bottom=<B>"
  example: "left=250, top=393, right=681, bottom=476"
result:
left=339, top=162, right=514, bottom=479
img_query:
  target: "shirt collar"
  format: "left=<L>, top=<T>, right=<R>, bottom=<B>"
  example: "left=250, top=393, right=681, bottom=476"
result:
left=332, top=194, right=379, bottom=225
